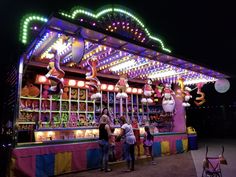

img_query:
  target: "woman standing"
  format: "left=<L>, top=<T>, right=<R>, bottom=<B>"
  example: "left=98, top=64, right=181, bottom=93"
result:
left=100, top=108, right=113, bottom=126
left=99, top=115, right=112, bottom=172
left=117, top=116, right=136, bottom=172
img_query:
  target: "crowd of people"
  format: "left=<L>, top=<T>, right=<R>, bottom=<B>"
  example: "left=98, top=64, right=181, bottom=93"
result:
left=98, top=108, right=156, bottom=172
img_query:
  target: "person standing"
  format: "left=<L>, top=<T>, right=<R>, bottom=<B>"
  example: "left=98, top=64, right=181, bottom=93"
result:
left=100, top=108, right=113, bottom=126
left=98, top=115, right=112, bottom=172
left=117, top=116, right=136, bottom=172
left=132, top=117, right=141, bottom=158
left=143, top=126, right=156, bottom=164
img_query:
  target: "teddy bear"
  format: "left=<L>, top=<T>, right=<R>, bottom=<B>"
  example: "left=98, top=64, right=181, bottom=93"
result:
left=141, top=79, right=154, bottom=104
left=115, top=74, right=129, bottom=99
left=182, top=87, right=192, bottom=107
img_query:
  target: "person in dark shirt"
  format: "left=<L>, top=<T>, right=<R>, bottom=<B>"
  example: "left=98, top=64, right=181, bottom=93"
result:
left=99, top=115, right=112, bottom=172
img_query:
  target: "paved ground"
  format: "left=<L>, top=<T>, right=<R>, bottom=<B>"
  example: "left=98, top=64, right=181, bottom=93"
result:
left=58, top=139, right=236, bottom=177
left=191, top=138, right=236, bottom=177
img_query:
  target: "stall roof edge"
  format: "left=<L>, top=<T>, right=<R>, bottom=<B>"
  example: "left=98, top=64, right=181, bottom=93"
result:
left=22, top=14, right=229, bottom=80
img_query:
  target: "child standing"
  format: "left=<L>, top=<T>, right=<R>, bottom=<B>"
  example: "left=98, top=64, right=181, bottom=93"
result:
left=109, top=126, right=116, bottom=162
left=143, top=126, right=156, bottom=164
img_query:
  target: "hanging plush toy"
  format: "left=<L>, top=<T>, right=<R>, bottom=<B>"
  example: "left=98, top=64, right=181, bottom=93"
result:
left=162, top=83, right=175, bottom=113
left=141, top=79, right=154, bottom=103
left=116, top=74, right=129, bottom=99
left=153, top=83, right=164, bottom=102
left=176, top=77, right=185, bottom=99
left=85, top=56, right=101, bottom=100
left=194, top=83, right=206, bottom=106
left=45, top=48, right=65, bottom=95
left=182, top=86, right=192, bottom=107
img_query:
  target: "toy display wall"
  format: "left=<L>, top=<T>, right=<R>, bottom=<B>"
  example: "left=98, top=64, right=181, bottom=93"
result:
left=17, top=74, right=184, bottom=143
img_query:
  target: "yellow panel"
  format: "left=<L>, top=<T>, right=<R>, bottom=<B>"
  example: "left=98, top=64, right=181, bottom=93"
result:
left=54, top=152, right=72, bottom=175
left=161, top=141, right=170, bottom=156
left=182, top=138, right=188, bottom=152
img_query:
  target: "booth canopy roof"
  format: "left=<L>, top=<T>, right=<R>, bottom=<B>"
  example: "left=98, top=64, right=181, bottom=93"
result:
left=24, top=14, right=228, bottom=85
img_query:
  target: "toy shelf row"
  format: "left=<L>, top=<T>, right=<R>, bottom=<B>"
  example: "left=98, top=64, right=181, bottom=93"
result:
left=18, top=83, right=164, bottom=131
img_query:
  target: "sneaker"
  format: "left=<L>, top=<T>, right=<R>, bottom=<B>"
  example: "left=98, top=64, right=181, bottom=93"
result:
left=123, top=169, right=132, bottom=172
left=105, top=169, right=112, bottom=172
left=151, top=161, right=156, bottom=165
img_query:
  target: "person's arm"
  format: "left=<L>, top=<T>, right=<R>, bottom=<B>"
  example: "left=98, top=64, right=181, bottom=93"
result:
left=143, top=132, right=147, bottom=142
left=105, top=124, right=112, bottom=136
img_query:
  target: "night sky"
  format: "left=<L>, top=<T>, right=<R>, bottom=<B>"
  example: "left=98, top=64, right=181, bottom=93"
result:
left=1, top=0, right=236, bottom=102
left=1, top=0, right=235, bottom=75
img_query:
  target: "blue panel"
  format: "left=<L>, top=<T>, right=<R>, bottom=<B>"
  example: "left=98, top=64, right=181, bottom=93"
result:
left=86, top=148, right=101, bottom=169
left=176, top=139, right=184, bottom=153
left=152, top=142, right=161, bottom=157
left=36, top=154, right=55, bottom=177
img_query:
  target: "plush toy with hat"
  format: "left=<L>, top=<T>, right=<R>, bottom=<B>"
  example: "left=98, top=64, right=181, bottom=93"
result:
left=182, top=86, right=192, bottom=107
left=162, top=83, right=175, bottom=113
left=141, top=79, right=154, bottom=104
left=115, top=74, right=129, bottom=99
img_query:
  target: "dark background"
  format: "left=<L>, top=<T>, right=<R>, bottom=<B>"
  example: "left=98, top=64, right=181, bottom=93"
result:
left=0, top=0, right=235, bottom=138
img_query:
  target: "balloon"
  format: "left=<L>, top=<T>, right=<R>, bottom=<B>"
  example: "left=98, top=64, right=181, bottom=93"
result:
left=214, top=79, right=230, bottom=93
left=72, top=37, right=84, bottom=64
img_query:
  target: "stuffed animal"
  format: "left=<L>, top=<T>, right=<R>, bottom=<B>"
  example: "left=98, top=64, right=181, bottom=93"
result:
left=62, top=87, right=69, bottom=100
left=28, top=84, right=40, bottom=97
left=71, top=89, right=78, bottom=99
left=45, top=48, right=65, bottom=95
left=115, top=74, right=129, bottom=99
left=141, top=79, right=154, bottom=103
left=182, top=87, right=192, bottom=107
left=162, top=83, right=175, bottom=113
left=42, top=85, right=49, bottom=98
left=21, top=85, right=29, bottom=97
left=154, top=83, right=164, bottom=102
left=85, top=56, right=101, bottom=100
left=176, top=77, right=185, bottom=99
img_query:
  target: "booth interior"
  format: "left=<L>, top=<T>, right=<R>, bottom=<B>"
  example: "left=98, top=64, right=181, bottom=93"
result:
left=11, top=7, right=228, bottom=177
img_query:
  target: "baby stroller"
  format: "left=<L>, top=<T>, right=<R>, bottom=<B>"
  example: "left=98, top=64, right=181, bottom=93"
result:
left=202, top=146, right=227, bottom=177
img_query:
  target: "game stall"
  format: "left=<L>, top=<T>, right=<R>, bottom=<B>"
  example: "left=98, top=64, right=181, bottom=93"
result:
left=11, top=5, right=228, bottom=177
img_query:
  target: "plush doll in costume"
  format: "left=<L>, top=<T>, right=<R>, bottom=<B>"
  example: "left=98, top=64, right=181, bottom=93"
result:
left=85, top=56, right=101, bottom=100
left=141, top=79, right=154, bottom=103
left=115, top=74, right=129, bottom=99
left=162, top=83, right=175, bottom=113
left=182, top=87, right=192, bottom=107
left=153, top=83, right=164, bottom=102
left=45, top=48, right=65, bottom=95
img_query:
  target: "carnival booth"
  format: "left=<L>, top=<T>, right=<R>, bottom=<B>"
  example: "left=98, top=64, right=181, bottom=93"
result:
left=11, top=5, right=228, bottom=177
